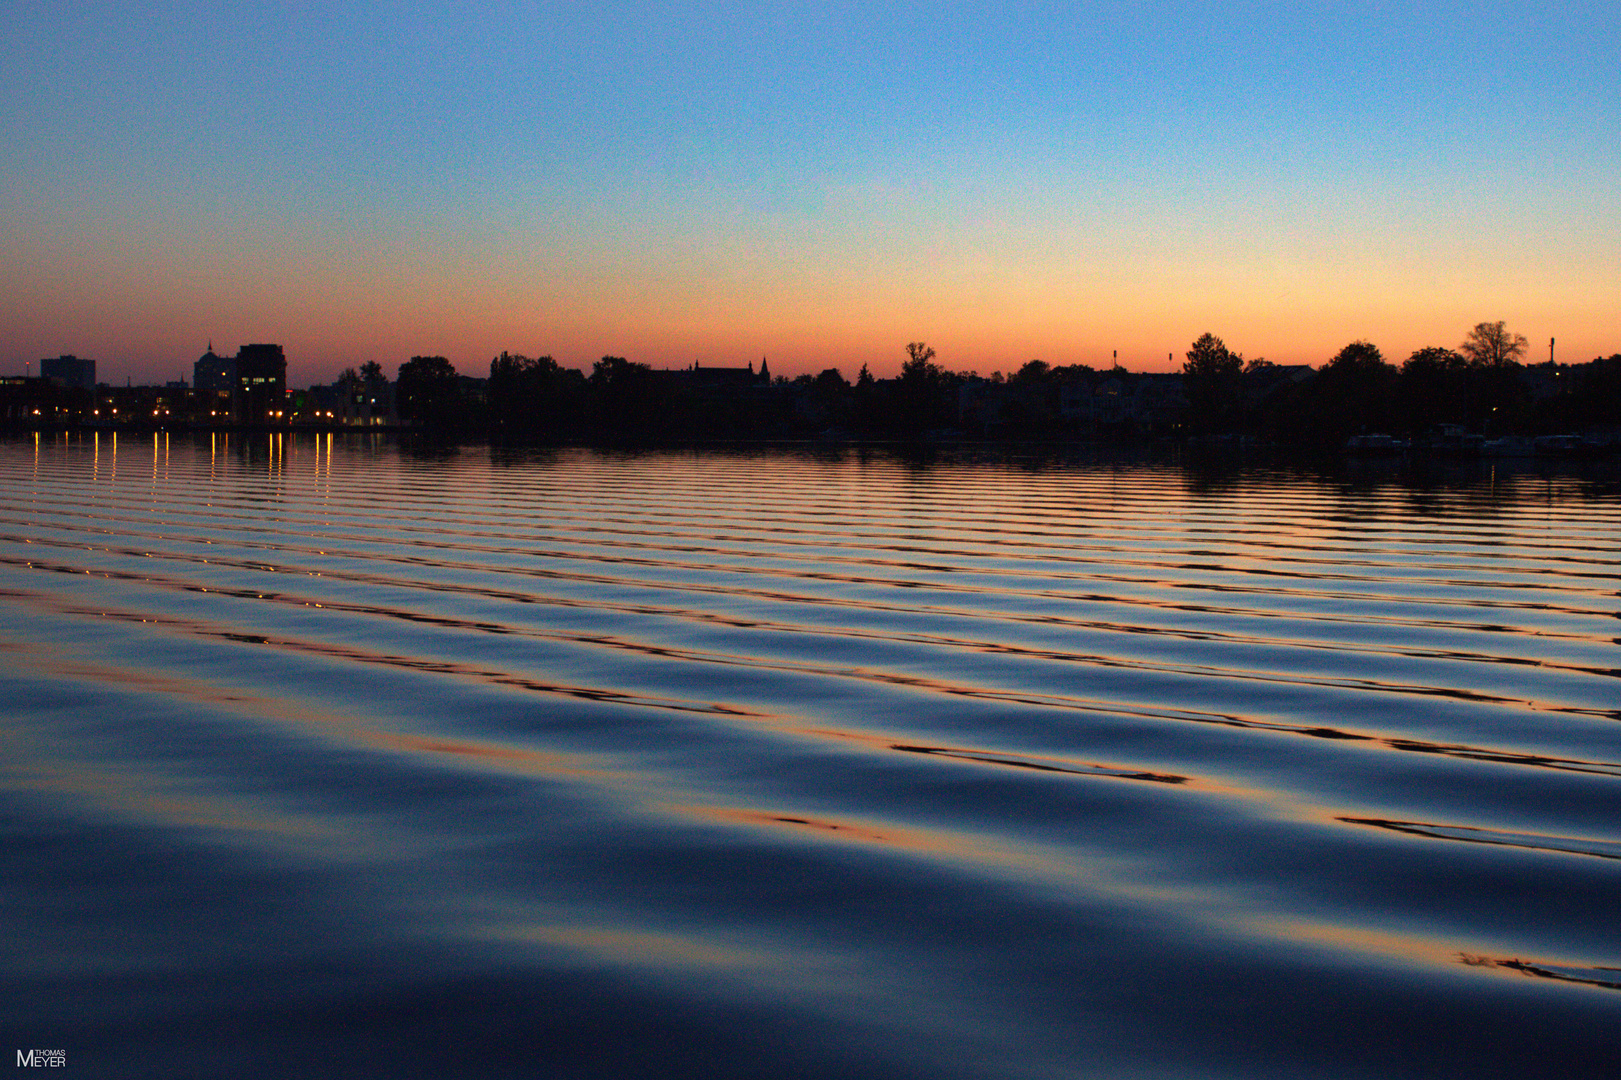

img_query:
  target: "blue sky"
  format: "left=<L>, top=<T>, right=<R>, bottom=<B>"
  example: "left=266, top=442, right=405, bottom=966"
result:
left=3, top=2, right=1616, bottom=383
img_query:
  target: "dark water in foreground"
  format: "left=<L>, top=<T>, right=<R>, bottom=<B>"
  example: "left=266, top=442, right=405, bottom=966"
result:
left=3, top=433, right=1619, bottom=1078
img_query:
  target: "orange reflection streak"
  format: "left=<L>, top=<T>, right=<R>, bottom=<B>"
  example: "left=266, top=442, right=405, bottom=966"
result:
left=670, top=804, right=1084, bottom=884
left=480, top=922, right=807, bottom=973
left=805, top=725, right=1191, bottom=786
left=365, top=731, right=616, bottom=781
left=1243, top=912, right=1621, bottom=994
left=1458, top=954, right=1621, bottom=992
left=1243, top=914, right=1479, bottom=969
left=1338, top=817, right=1621, bottom=861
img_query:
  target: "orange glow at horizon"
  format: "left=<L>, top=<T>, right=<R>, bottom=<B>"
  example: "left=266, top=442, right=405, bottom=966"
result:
left=3, top=181, right=1615, bottom=386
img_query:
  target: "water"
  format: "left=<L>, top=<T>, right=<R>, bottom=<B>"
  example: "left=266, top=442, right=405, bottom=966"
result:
left=3, top=432, right=1619, bottom=1078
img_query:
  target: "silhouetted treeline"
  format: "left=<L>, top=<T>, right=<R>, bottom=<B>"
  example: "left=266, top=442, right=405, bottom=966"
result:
left=461, top=334, right=1621, bottom=449
left=1247, top=344, right=1621, bottom=449
left=7, top=324, right=1618, bottom=450
left=471, top=345, right=1110, bottom=442
left=1157, top=323, right=1620, bottom=449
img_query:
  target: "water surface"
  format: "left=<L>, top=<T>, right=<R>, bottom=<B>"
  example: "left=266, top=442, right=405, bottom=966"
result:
left=3, top=433, right=1619, bottom=1077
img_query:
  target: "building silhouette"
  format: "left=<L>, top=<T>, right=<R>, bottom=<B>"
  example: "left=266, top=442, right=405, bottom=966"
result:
left=41, top=355, right=96, bottom=391
left=684, top=357, right=771, bottom=389
left=194, top=343, right=234, bottom=392
left=192, top=343, right=234, bottom=421
left=235, top=343, right=287, bottom=423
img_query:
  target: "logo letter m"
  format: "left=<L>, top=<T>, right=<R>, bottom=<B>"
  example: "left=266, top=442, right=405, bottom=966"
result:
left=18, top=1050, right=37, bottom=1066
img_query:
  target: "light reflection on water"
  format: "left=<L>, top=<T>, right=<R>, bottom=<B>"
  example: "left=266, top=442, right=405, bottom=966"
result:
left=2, top=433, right=1620, bottom=1078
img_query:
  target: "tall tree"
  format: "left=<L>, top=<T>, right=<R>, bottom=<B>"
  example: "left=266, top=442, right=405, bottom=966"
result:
left=1460, top=321, right=1528, bottom=368
left=901, top=342, right=939, bottom=381
left=1182, top=333, right=1243, bottom=433
left=896, top=341, right=951, bottom=432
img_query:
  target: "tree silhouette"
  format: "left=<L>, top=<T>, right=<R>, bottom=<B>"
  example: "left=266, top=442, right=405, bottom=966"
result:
left=1401, top=346, right=1468, bottom=431
left=1324, top=340, right=1384, bottom=371
left=1182, top=333, right=1243, bottom=433
left=1460, top=321, right=1528, bottom=368
left=488, top=353, right=584, bottom=437
left=896, top=342, right=952, bottom=432
left=334, top=366, right=364, bottom=421
left=1312, top=340, right=1397, bottom=440
left=589, top=355, right=649, bottom=388
left=396, top=355, right=460, bottom=429
left=902, top=342, right=939, bottom=380
left=1405, top=345, right=1466, bottom=370
left=588, top=356, right=661, bottom=436
left=1012, top=359, right=1050, bottom=383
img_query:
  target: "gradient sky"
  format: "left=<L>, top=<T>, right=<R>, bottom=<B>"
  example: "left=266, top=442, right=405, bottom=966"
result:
left=4, top=2, right=1616, bottom=386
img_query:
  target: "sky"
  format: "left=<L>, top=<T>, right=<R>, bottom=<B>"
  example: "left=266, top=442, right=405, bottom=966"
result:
left=3, top=2, right=1616, bottom=386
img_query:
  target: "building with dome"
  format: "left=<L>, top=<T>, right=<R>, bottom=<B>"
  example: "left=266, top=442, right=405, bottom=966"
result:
left=191, top=342, right=287, bottom=423
left=193, top=343, right=235, bottom=393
